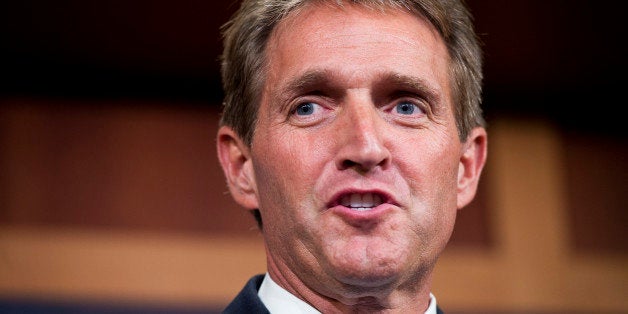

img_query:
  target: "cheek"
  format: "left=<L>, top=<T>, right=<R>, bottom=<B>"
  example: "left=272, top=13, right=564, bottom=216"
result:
left=270, top=128, right=332, bottom=175
left=396, top=137, right=461, bottom=228
left=399, top=138, right=460, bottom=184
left=251, top=129, right=330, bottom=214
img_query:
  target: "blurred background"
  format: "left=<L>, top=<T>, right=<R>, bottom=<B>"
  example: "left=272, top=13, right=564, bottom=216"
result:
left=0, top=0, right=626, bottom=313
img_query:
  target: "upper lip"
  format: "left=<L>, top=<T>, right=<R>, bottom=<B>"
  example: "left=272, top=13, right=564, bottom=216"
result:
left=326, top=188, right=399, bottom=209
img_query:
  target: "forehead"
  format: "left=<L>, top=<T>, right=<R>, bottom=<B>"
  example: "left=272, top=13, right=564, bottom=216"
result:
left=270, top=2, right=445, bottom=55
left=263, top=1, right=451, bottom=101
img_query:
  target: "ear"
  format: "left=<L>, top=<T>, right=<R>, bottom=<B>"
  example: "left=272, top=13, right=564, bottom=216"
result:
left=216, top=126, right=259, bottom=210
left=457, top=127, right=488, bottom=209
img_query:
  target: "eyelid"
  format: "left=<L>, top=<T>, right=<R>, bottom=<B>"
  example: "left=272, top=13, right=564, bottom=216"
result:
left=292, top=92, right=338, bottom=110
left=286, top=96, right=333, bottom=126
left=291, top=101, right=321, bottom=115
left=381, top=96, right=431, bottom=128
left=390, top=96, right=430, bottom=115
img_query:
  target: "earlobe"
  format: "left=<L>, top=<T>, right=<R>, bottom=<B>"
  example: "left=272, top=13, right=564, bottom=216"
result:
left=457, top=127, right=488, bottom=209
left=216, top=126, right=259, bottom=210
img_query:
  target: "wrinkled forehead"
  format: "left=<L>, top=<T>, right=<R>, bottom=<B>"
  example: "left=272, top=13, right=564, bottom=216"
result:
left=274, top=0, right=433, bottom=34
left=266, top=1, right=447, bottom=66
left=265, top=1, right=449, bottom=79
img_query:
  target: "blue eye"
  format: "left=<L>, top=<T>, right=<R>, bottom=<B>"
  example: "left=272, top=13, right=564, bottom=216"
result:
left=395, top=101, right=417, bottom=115
left=295, top=102, right=316, bottom=115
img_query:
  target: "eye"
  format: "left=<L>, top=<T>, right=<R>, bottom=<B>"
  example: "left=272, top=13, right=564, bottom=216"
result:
left=288, top=98, right=334, bottom=126
left=395, top=101, right=421, bottom=115
left=294, top=102, right=318, bottom=116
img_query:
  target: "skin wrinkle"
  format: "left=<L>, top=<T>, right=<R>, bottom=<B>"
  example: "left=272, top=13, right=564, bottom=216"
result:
left=277, top=70, right=445, bottom=124
left=217, top=2, right=487, bottom=312
left=268, top=4, right=450, bottom=96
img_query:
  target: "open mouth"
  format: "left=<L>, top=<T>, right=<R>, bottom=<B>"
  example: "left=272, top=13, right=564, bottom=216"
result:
left=337, top=192, right=386, bottom=211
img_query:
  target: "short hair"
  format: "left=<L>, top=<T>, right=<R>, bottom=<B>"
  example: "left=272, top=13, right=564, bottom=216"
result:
left=219, top=0, right=485, bottom=145
left=219, top=0, right=485, bottom=228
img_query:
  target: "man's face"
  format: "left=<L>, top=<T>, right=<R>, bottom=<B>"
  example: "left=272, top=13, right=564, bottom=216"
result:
left=220, top=3, right=485, bottom=300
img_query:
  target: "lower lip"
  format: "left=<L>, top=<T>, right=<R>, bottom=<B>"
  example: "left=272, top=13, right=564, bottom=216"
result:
left=329, top=203, right=395, bottom=224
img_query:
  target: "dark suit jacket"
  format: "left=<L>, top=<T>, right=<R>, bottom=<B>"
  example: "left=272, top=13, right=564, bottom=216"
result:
left=223, top=274, right=269, bottom=314
left=222, top=274, right=444, bottom=314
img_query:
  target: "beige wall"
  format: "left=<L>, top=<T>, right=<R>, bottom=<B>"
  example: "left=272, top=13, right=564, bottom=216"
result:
left=1, top=99, right=626, bottom=313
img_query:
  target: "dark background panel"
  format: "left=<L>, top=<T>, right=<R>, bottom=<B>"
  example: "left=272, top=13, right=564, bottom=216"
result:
left=1, top=0, right=626, bottom=252
left=1, top=0, right=626, bottom=135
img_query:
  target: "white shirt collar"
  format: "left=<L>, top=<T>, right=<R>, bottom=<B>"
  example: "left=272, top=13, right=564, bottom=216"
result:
left=258, top=273, right=320, bottom=314
left=258, top=273, right=438, bottom=314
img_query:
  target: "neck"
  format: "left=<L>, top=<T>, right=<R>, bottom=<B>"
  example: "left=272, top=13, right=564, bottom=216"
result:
left=266, top=256, right=434, bottom=313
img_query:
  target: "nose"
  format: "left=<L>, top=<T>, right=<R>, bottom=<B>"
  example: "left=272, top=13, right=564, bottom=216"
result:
left=334, top=98, right=391, bottom=173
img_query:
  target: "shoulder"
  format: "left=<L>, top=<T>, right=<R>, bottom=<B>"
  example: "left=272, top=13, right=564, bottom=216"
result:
left=222, top=274, right=270, bottom=314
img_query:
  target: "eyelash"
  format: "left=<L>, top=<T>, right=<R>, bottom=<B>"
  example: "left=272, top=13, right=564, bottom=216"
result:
left=389, top=95, right=428, bottom=112
left=286, top=98, right=331, bottom=126
left=293, top=102, right=319, bottom=116
left=286, top=95, right=429, bottom=126
left=393, top=100, right=421, bottom=115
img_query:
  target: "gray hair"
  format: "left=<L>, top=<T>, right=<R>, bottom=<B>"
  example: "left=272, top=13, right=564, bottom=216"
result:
left=219, top=0, right=485, bottom=145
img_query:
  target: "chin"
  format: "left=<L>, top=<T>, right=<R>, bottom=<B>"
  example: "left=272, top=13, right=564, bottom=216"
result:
left=327, top=252, right=409, bottom=289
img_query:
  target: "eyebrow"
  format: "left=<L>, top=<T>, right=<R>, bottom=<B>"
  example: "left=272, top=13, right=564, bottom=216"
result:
left=273, top=69, right=443, bottom=111
left=284, top=69, right=332, bottom=94
left=378, top=72, right=442, bottom=105
left=270, top=69, right=338, bottom=114
left=274, top=69, right=336, bottom=106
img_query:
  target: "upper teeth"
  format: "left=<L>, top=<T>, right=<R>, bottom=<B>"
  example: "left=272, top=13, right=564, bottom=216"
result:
left=340, top=193, right=383, bottom=211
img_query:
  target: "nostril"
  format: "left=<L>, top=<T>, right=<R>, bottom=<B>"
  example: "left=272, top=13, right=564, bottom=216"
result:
left=339, top=157, right=388, bottom=173
left=341, top=159, right=358, bottom=170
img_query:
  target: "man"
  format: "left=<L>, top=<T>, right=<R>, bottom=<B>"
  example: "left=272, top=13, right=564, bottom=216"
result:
left=216, top=0, right=487, bottom=313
